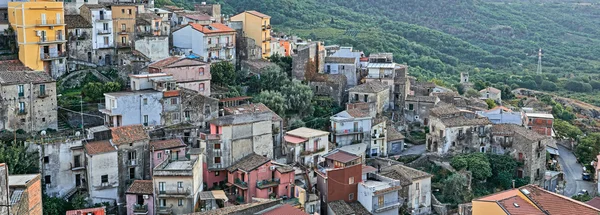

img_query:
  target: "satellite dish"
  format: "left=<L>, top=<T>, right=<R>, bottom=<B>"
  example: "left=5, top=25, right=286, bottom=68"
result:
left=75, top=131, right=81, bottom=136
left=40, top=130, right=47, bottom=136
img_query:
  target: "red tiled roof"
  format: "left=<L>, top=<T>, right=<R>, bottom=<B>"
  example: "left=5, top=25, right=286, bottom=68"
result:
left=486, top=106, right=512, bottom=112
left=325, top=150, right=359, bottom=163
left=185, top=14, right=212, bottom=21
left=150, top=138, right=185, bottom=150
left=362, top=165, right=377, bottom=174
left=523, top=185, right=600, bottom=215
left=190, top=23, right=236, bottom=34
left=149, top=56, right=181, bottom=69
left=163, top=90, right=180, bottom=98
left=85, top=140, right=116, bottom=155
left=246, top=10, right=270, bottom=18
left=499, top=196, right=544, bottom=215
left=346, top=108, right=370, bottom=118
left=262, top=204, right=307, bottom=215
left=284, top=135, right=308, bottom=144
left=587, top=197, right=600, bottom=210
left=110, top=125, right=149, bottom=145
left=126, top=180, right=153, bottom=195
left=66, top=207, right=106, bottom=215
left=360, top=57, right=369, bottom=62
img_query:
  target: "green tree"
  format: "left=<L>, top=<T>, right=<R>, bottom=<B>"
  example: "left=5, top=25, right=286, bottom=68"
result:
left=103, top=82, right=122, bottom=93
left=440, top=174, right=472, bottom=206
left=253, top=90, right=287, bottom=117
left=554, top=119, right=582, bottom=140
left=590, top=80, right=600, bottom=90
left=540, top=80, right=557, bottom=91
left=0, top=142, right=39, bottom=174
left=281, top=80, right=314, bottom=117
left=210, top=61, right=236, bottom=86
left=574, top=133, right=600, bottom=165
left=450, top=153, right=492, bottom=181
left=43, top=195, right=71, bottom=215
left=464, top=88, right=480, bottom=98
left=485, top=98, right=496, bottom=109
left=290, top=118, right=306, bottom=130
left=269, top=54, right=293, bottom=78
left=71, top=193, right=88, bottom=209
left=82, top=82, right=104, bottom=102
left=259, top=65, right=290, bottom=92
left=487, top=154, right=518, bottom=189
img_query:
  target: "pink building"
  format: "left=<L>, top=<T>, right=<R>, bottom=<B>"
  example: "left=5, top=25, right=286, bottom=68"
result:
left=226, top=153, right=294, bottom=203
left=125, top=180, right=155, bottom=215
left=148, top=57, right=211, bottom=96
left=150, top=139, right=187, bottom=174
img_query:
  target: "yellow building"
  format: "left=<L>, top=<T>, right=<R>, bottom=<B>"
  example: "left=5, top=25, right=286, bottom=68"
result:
left=230, top=10, right=271, bottom=59
left=8, top=0, right=66, bottom=78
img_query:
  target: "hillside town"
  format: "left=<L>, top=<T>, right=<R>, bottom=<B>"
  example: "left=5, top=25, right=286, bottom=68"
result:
left=0, top=1, right=599, bottom=215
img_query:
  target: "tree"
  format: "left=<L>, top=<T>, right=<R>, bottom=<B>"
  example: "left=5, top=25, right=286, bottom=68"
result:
left=259, top=65, right=290, bottom=92
left=450, top=153, right=492, bottom=181
left=103, top=82, right=122, bottom=93
left=487, top=154, right=518, bottom=189
left=269, top=54, right=293, bottom=78
left=253, top=90, right=287, bottom=117
left=540, top=80, right=557, bottom=91
left=574, top=133, right=600, bottom=165
left=210, top=61, right=236, bottom=86
left=464, top=88, right=480, bottom=98
left=0, top=142, right=39, bottom=174
left=591, top=80, right=600, bottom=90
left=281, top=80, right=314, bottom=117
left=290, top=119, right=306, bottom=130
left=554, top=119, right=582, bottom=140
left=43, top=195, right=72, bottom=215
left=485, top=99, right=496, bottom=109
left=440, top=174, right=472, bottom=206
left=82, top=82, right=104, bottom=102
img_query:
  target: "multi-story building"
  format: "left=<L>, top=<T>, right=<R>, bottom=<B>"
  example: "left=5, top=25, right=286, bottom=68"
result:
left=324, top=56, right=358, bottom=88
left=348, top=81, right=390, bottom=115
left=101, top=89, right=163, bottom=127
left=153, top=157, right=202, bottom=215
left=330, top=109, right=372, bottom=147
left=65, top=15, right=93, bottom=66
left=180, top=88, right=219, bottom=129
left=0, top=170, right=43, bottom=215
left=393, top=65, right=410, bottom=110
left=172, top=23, right=236, bottom=62
left=85, top=139, right=119, bottom=205
left=476, top=106, right=525, bottom=125
left=370, top=117, right=387, bottom=157
left=108, top=4, right=137, bottom=63
left=526, top=112, right=554, bottom=137
left=365, top=53, right=395, bottom=83
left=479, top=87, right=501, bottom=103
left=404, top=95, right=439, bottom=126
left=230, top=10, right=271, bottom=59
left=0, top=64, right=58, bottom=132
left=172, top=11, right=214, bottom=26
left=309, top=74, right=347, bottom=106
left=125, top=180, right=154, bottom=215
left=194, top=2, right=221, bottom=22
left=226, top=153, right=294, bottom=203
left=7, top=0, right=67, bottom=78
left=285, top=127, right=330, bottom=167
left=135, top=12, right=169, bottom=61
left=148, top=56, right=211, bottom=96
left=149, top=138, right=186, bottom=171
left=146, top=7, right=170, bottom=35
left=358, top=172, right=403, bottom=215
left=292, top=41, right=325, bottom=80
left=80, top=4, right=115, bottom=66
left=0, top=1, right=8, bottom=33
left=38, top=139, right=87, bottom=199
left=201, top=112, right=274, bottom=189
left=316, top=150, right=363, bottom=213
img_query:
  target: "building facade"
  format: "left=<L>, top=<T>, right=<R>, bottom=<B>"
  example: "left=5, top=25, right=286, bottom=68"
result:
left=125, top=180, right=154, bottom=215
left=230, top=10, right=271, bottom=59
left=65, top=15, right=93, bottom=65
left=348, top=81, right=390, bottom=115
left=284, top=127, right=330, bottom=167
left=148, top=57, right=211, bottom=96
left=80, top=4, right=115, bottom=66
left=172, top=23, right=236, bottom=63
left=330, top=109, right=372, bottom=147
left=85, top=140, right=119, bottom=205
left=153, top=157, right=202, bottom=215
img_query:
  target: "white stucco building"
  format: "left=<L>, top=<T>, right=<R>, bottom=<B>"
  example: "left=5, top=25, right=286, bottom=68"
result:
left=172, top=23, right=236, bottom=63
left=81, top=4, right=115, bottom=65
left=85, top=140, right=119, bottom=205
left=330, top=109, right=372, bottom=147
left=284, top=127, right=330, bottom=168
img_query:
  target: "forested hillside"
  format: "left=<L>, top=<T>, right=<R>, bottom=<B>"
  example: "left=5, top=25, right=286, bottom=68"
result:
left=165, top=0, right=600, bottom=105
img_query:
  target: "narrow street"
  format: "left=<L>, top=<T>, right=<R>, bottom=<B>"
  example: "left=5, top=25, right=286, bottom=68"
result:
left=557, top=145, right=595, bottom=197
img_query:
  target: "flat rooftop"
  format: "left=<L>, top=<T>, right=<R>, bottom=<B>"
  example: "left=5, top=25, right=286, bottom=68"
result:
left=153, top=159, right=197, bottom=176
left=9, top=174, right=38, bottom=186
left=105, top=90, right=161, bottom=97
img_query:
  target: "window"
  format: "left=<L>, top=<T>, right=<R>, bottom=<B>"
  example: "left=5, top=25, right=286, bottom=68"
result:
left=45, top=175, right=51, bottom=184
left=178, top=199, right=183, bottom=206
left=268, top=187, right=273, bottom=192
left=348, top=193, right=354, bottom=200
left=309, top=205, right=315, bottom=213
left=103, top=23, right=108, bottom=30
left=157, top=152, right=162, bottom=159
left=159, top=199, right=166, bottom=207
left=17, top=85, right=24, bottom=97
left=19, top=102, right=25, bottom=114
left=378, top=196, right=384, bottom=206
left=38, top=84, right=46, bottom=97
left=348, top=177, right=354, bottom=184
left=42, top=118, right=45, bottom=122
left=214, top=157, right=221, bottom=164
left=73, top=155, right=81, bottom=167
left=415, top=182, right=420, bottom=190
left=177, top=181, right=183, bottom=188
left=214, top=143, right=221, bottom=149
left=44, top=156, right=49, bottom=163
left=172, top=113, right=180, bottom=120
left=537, top=152, right=540, bottom=158
left=143, top=115, right=148, bottom=126
left=129, top=167, right=135, bottom=179
left=159, top=182, right=165, bottom=191
left=128, top=9, right=132, bottom=15
left=208, top=38, right=211, bottom=44
left=215, top=171, right=220, bottom=176
left=121, top=9, right=125, bottom=13
left=184, top=111, right=190, bottom=120
left=408, top=104, right=414, bottom=110
left=363, top=94, right=368, bottom=102
left=171, top=98, right=178, bottom=104
left=199, top=67, right=204, bottom=76
left=101, top=175, right=108, bottom=183
left=199, top=83, right=205, bottom=91
left=128, top=151, right=137, bottom=161
left=103, top=36, right=109, bottom=45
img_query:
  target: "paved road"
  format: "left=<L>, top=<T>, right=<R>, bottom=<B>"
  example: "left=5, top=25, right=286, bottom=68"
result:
left=399, top=144, right=426, bottom=156
left=557, top=145, right=595, bottom=197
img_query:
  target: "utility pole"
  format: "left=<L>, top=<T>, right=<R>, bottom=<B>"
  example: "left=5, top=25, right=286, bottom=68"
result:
left=80, top=93, right=84, bottom=133
left=537, top=48, right=543, bottom=75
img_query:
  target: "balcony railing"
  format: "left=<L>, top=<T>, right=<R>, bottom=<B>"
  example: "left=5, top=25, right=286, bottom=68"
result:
left=41, top=52, right=67, bottom=61
left=300, top=147, right=326, bottom=156
left=36, top=19, right=64, bottom=26
left=96, top=16, right=112, bottom=21
left=97, top=28, right=112, bottom=34
left=207, top=43, right=222, bottom=50
left=39, top=36, right=66, bottom=44
left=70, top=162, right=85, bottom=171
left=133, top=204, right=148, bottom=213
left=119, top=28, right=131, bottom=34
left=225, top=43, right=235, bottom=49
left=373, top=200, right=401, bottom=213
left=256, top=178, right=280, bottom=189
left=262, top=25, right=271, bottom=30
left=157, top=188, right=191, bottom=197
left=128, top=159, right=137, bottom=166
left=372, top=133, right=385, bottom=139
left=234, top=178, right=248, bottom=189
left=117, top=43, right=131, bottom=48
left=333, top=128, right=364, bottom=135
left=156, top=206, right=172, bottom=214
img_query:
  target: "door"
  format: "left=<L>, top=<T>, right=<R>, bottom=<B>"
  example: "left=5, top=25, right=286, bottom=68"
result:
left=41, top=14, right=46, bottom=25
left=87, top=52, right=92, bottom=62
left=99, top=11, right=104, bottom=20
left=56, top=13, right=61, bottom=25
left=75, top=174, right=81, bottom=187
left=137, top=195, right=144, bottom=205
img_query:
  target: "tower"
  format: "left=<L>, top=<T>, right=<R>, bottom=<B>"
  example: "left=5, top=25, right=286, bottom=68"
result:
left=460, top=72, right=469, bottom=84
left=537, top=48, right=542, bottom=74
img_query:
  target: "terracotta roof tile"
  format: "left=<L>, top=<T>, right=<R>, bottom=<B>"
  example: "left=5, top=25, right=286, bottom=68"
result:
left=85, top=140, right=116, bottom=155
left=325, top=150, right=360, bottom=163
left=387, top=126, right=405, bottom=141
left=185, top=14, right=213, bottom=21
left=66, top=207, right=106, bottom=215
left=149, top=56, right=182, bottom=69
left=262, top=204, right=307, bottom=215
left=126, top=180, right=153, bottom=195
left=190, top=23, right=236, bottom=34
left=163, top=90, right=180, bottom=98
left=110, top=125, right=149, bottom=145
left=380, top=163, right=432, bottom=186
left=327, top=200, right=354, bottom=215
left=346, top=108, right=370, bottom=118
left=499, top=196, right=544, bottom=215
left=586, top=197, right=600, bottom=210
left=430, top=103, right=462, bottom=117
left=440, top=116, right=492, bottom=127
left=348, top=202, right=372, bottom=215
left=284, top=135, right=308, bottom=144
left=227, top=153, right=270, bottom=172
left=0, top=70, right=54, bottom=84
left=348, top=81, right=389, bottom=93
left=522, top=185, right=600, bottom=215
left=150, top=138, right=185, bottom=150
left=491, top=124, right=547, bottom=141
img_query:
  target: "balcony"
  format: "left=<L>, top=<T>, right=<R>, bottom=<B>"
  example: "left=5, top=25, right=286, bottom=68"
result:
left=300, top=147, right=326, bottom=156
left=97, top=28, right=112, bottom=35
left=334, top=128, right=364, bottom=135
left=40, top=52, right=67, bottom=61
left=70, top=162, right=85, bottom=171
left=38, top=36, right=67, bottom=44
left=117, top=43, right=131, bottom=48
left=97, top=43, right=114, bottom=49
left=156, top=206, right=172, bottom=214
left=36, top=19, right=64, bottom=26
left=233, top=178, right=248, bottom=190
left=372, top=133, right=385, bottom=139
left=263, top=37, right=271, bottom=42
left=262, top=24, right=271, bottom=30
left=256, top=178, right=280, bottom=189
left=157, top=188, right=191, bottom=197
left=225, top=43, right=235, bottom=49
left=373, top=200, right=401, bottom=213
left=133, top=204, right=148, bottom=214
left=207, top=43, right=222, bottom=51
left=119, top=28, right=131, bottom=35
left=95, top=16, right=112, bottom=22
left=128, top=159, right=137, bottom=166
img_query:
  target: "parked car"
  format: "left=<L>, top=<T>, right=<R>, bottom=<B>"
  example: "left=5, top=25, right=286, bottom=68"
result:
left=578, top=189, right=589, bottom=196
left=583, top=172, right=591, bottom=181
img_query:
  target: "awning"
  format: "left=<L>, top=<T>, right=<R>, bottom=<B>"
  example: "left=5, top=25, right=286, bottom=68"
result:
left=198, top=190, right=228, bottom=201
left=547, top=147, right=559, bottom=156
left=284, top=135, right=308, bottom=144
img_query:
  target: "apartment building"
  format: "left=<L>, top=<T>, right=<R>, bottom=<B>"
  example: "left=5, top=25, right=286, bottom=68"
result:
left=330, top=109, right=372, bottom=147
left=148, top=56, right=211, bottom=96
left=153, top=157, right=202, bottom=214
left=80, top=4, right=115, bottom=66
left=65, top=15, right=93, bottom=65
left=230, top=10, right=271, bottom=59
left=125, top=180, right=154, bottom=215
left=285, top=127, right=330, bottom=167
left=172, top=23, right=236, bottom=62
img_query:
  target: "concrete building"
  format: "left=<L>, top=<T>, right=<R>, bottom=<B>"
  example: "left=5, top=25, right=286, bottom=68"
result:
left=145, top=7, right=171, bottom=36
left=324, top=56, right=358, bottom=88
left=0, top=66, right=58, bottom=132
left=330, top=109, right=372, bottom=147
left=309, top=73, right=347, bottom=106
left=135, top=12, right=169, bottom=62
left=348, top=81, right=390, bottom=115
left=201, top=112, right=274, bottom=189
left=479, top=87, right=501, bottom=103
left=526, top=112, right=554, bottom=137
left=63, top=0, right=98, bottom=15
left=107, top=4, right=137, bottom=63
left=125, top=180, right=154, bottom=215
left=149, top=138, right=186, bottom=172
left=101, top=90, right=163, bottom=127
left=38, top=139, right=87, bottom=199
left=357, top=172, right=402, bottom=215
left=171, top=11, right=214, bottom=27
left=5, top=173, right=43, bottom=215
left=65, top=15, right=93, bottom=64
left=180, top=88, right=219, bottom=129
left=370, top=117, right=388, bottom=157
left=85, top=139, right=119, bottom=205
left=194, top=2, right=221, bottom=22
left=316, top=150, right=363, bottom=214
left=226, top=153, right=294, bottom=204
left=148, top=56, right=211, bottom=96
left=404, top=95, right=439, bottom=126
left=476, top=106, right=525, bottom=125
left=153, top=157, right=202, bottom=215
left=284, top=127, right=330, bottom=167
left=490, top=124, right=552, bottom=184
left=172, top=23, right=236, bottom=63
left=392, top=65, right=410, bottom=111
left=386, top=125, right=405, bottom=156
left=80, top=4, right=115, bottom=66
left=8, top=0, right=67, bottom=78
left=365, top=53, right=395, bottom=83
left=292, top=41, right=325, bottom=80
left=230, top=10, right=271, bottom=59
